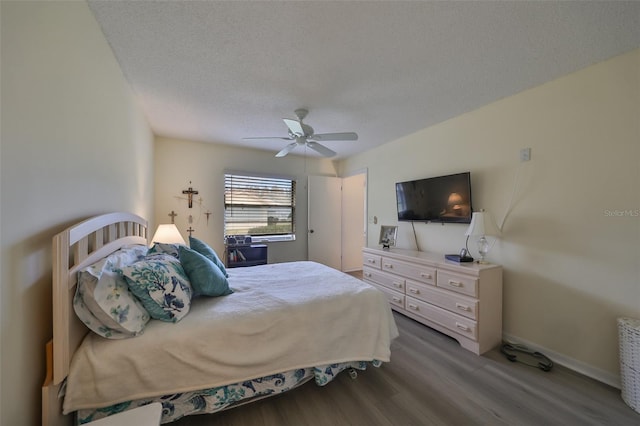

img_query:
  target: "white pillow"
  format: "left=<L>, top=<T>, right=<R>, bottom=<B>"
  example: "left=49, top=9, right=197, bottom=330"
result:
left=74, top=245, right=150, bottom=339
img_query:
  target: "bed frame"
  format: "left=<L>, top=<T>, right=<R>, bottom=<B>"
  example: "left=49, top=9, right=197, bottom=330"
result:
left=42, top=213, right=148, bottom=426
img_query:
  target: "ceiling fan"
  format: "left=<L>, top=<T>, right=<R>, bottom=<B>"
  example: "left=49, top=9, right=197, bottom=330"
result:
left=244, top=109, right=358, bottom=158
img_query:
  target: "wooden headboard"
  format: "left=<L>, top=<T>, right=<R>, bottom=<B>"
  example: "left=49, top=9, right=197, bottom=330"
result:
left=50, top=212, right=148, bottom=385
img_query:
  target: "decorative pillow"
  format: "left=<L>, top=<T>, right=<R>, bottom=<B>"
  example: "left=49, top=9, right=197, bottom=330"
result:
left=189, top=236, right=228, bottom=277
left=178, top=246, right=233, bottom=297
left=147, top=242, right=180, bottom=258
left=122, top=254, right=193, bottom=322
left=73, top=245, right=150, bottom=339
left=73, top=290, right=127, bottom=339
left=81, top=244, right=149, bottom=276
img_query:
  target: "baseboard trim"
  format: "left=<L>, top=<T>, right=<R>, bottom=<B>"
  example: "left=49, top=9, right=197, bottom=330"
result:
left=502, top=333, right=620, bottom=389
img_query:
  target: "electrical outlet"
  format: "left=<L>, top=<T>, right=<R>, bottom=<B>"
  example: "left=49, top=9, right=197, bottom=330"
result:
left=520, top=147, right=531, bottom=162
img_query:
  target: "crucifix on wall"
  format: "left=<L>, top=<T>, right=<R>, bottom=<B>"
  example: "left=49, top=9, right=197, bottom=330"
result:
left=182, top=182, right=199, bottom=208
left=186, top=226, right=195, bottom=237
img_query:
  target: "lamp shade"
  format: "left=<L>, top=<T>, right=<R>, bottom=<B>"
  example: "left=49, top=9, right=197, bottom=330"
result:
left=150, top=224, right=186, bottom=246
left=447, top=192, right=463, bottom=209
left=465, top=210, right=499, bottom=237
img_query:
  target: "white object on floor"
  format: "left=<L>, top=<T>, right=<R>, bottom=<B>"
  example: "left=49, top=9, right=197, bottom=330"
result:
left=85, top=403, right=162, bottom=425
left=618, top=317, right=640, bottom=414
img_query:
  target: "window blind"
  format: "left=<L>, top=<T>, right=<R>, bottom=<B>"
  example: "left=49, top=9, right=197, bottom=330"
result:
left=224, top=173, right=296, bottom=237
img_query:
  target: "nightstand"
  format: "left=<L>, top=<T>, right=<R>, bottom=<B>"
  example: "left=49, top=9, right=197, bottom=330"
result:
left=226, top=244, right=268, bottom=268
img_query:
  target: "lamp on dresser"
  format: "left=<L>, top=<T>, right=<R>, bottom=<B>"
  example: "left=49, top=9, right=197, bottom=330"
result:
left=465, top=209, right=499, bottom=263
left=150, top=224, right=186, bottom=246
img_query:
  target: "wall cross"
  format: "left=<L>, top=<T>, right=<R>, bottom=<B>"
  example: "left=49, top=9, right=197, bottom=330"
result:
left=182, top=182, right=199, bottom=208
left=168, top=210, right=177, bottom=224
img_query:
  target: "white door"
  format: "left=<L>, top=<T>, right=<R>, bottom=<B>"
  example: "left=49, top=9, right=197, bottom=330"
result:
left=342, top=173, right=366, bottom=272
left=308, top=175, right=342, bottom=270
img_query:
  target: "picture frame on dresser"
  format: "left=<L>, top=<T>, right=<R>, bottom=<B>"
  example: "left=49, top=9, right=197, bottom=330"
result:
left=379, top=225, right=398, bottom=249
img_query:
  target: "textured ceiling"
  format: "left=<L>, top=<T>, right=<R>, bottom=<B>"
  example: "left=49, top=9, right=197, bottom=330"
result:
left=88, top=1, right=640, bottom=159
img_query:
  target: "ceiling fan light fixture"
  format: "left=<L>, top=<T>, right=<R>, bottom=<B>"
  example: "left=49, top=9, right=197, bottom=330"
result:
left=245, top=109, right=358, bottom=158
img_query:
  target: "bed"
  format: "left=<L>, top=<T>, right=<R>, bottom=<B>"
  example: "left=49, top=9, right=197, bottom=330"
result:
left=42, top=212, right=398, bottom=425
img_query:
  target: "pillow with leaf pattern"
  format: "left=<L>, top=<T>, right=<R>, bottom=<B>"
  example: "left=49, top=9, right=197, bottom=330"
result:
left=147, top=242, right=180, bottom=258
left=122, top=254, right=193, bottom=322
left=73, top=245, right=150, bottom=339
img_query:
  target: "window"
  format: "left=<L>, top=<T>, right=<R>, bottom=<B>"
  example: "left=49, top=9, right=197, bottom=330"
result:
left=224, top=173, right=296, bottom=241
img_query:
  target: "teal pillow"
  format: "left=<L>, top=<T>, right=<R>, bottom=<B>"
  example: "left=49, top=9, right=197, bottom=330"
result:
left=179, top=246, right=233, bottom=297
left=122, top=254, right=193, bottom=323
left=189, top=236, right=228, bottom=277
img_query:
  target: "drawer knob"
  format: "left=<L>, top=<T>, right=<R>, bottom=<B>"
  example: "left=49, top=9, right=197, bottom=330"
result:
left=367, top=259, right=375, bottom=263
left=392, top=297, right=402, bottom=303
left=408, top=303, right=419, bottom=311
left=420, top=273, right=432, bottom=279
left=448, top=280, right=463, bottom=287
left=384, top=263, right=393, bottom=269
left=455, top=322, right=470, bottom=332
left=409, top=288, right=419, bottom=294
left=456, top=303, right=470, bottom=312
left=364, top=272, right=371, bottom=278
left=393, top=282, right=403, bottom=288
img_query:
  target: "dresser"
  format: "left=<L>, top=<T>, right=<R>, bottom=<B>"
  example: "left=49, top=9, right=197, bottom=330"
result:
left=363, top=247, right=502, bottom=355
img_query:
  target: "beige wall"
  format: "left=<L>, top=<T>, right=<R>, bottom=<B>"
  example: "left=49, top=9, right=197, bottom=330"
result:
left=339, top=49, right=640, bottom=385
left=0, top=2, right=154, bottom=425
left=154, top=137, right=338, bottom=264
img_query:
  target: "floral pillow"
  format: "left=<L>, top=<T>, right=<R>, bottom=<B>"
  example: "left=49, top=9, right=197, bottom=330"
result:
left=73, top=245, right=150, bottom=339
left=147, top=242, right=181, bottom=258
left=122, top=254, right=193, bottom=322
left=189, top=236, right=228, bottom=277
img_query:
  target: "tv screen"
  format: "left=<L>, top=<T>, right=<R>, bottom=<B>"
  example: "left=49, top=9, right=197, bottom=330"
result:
left=396, top=172, right=473, bottom=223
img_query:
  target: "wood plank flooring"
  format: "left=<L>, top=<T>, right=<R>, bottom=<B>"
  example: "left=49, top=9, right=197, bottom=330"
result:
left=173, top=312, right=639, bottom=425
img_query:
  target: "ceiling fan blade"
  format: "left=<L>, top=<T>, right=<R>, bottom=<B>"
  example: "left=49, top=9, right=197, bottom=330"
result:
left=275, top=142, right=298, bottom=158
left=310, top=132, right=358, bottom=141
left=243, top=136, right=293, bottom=140
left=306, top=141, right=336, bottom=157
left=283, top=118, right=304, bottom=137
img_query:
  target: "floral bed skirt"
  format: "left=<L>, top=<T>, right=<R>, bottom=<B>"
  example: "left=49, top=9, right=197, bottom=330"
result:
left=76, top=360, right=381, bottom=424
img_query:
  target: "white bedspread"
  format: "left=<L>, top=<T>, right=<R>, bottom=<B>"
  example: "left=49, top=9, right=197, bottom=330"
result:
left=63, top=261, right=398, bottom=413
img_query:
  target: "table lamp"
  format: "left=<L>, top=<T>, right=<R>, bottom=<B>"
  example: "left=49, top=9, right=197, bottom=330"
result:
left=465, top=209, right=499, bottom=263
left=150, top=224, right=186, bottom=246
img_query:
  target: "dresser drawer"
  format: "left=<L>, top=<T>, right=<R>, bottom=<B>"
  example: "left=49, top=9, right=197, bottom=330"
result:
left=381, top=258, right=436, bottom=285
left=405, top=297, right=478, bottom=341
left=371, top=283, right=405, bottom=309
left=363, top=267, right=405, bottom=292
left=406, top=280, right=478, bottom=320
left=363, top=252, right=382, bottom=269
left=437, top=270, right=478, bottom=297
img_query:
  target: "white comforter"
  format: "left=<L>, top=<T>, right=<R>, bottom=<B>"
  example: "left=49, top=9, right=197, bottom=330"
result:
left=63, top=261, right=399, bottom=413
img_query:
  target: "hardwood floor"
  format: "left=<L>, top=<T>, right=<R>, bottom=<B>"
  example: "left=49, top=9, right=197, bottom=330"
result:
left=172, top=312, right=638, bottom=425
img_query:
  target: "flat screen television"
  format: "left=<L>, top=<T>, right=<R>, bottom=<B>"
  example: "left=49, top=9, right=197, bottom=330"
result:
left=396, top=172, right=473, bottom=223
